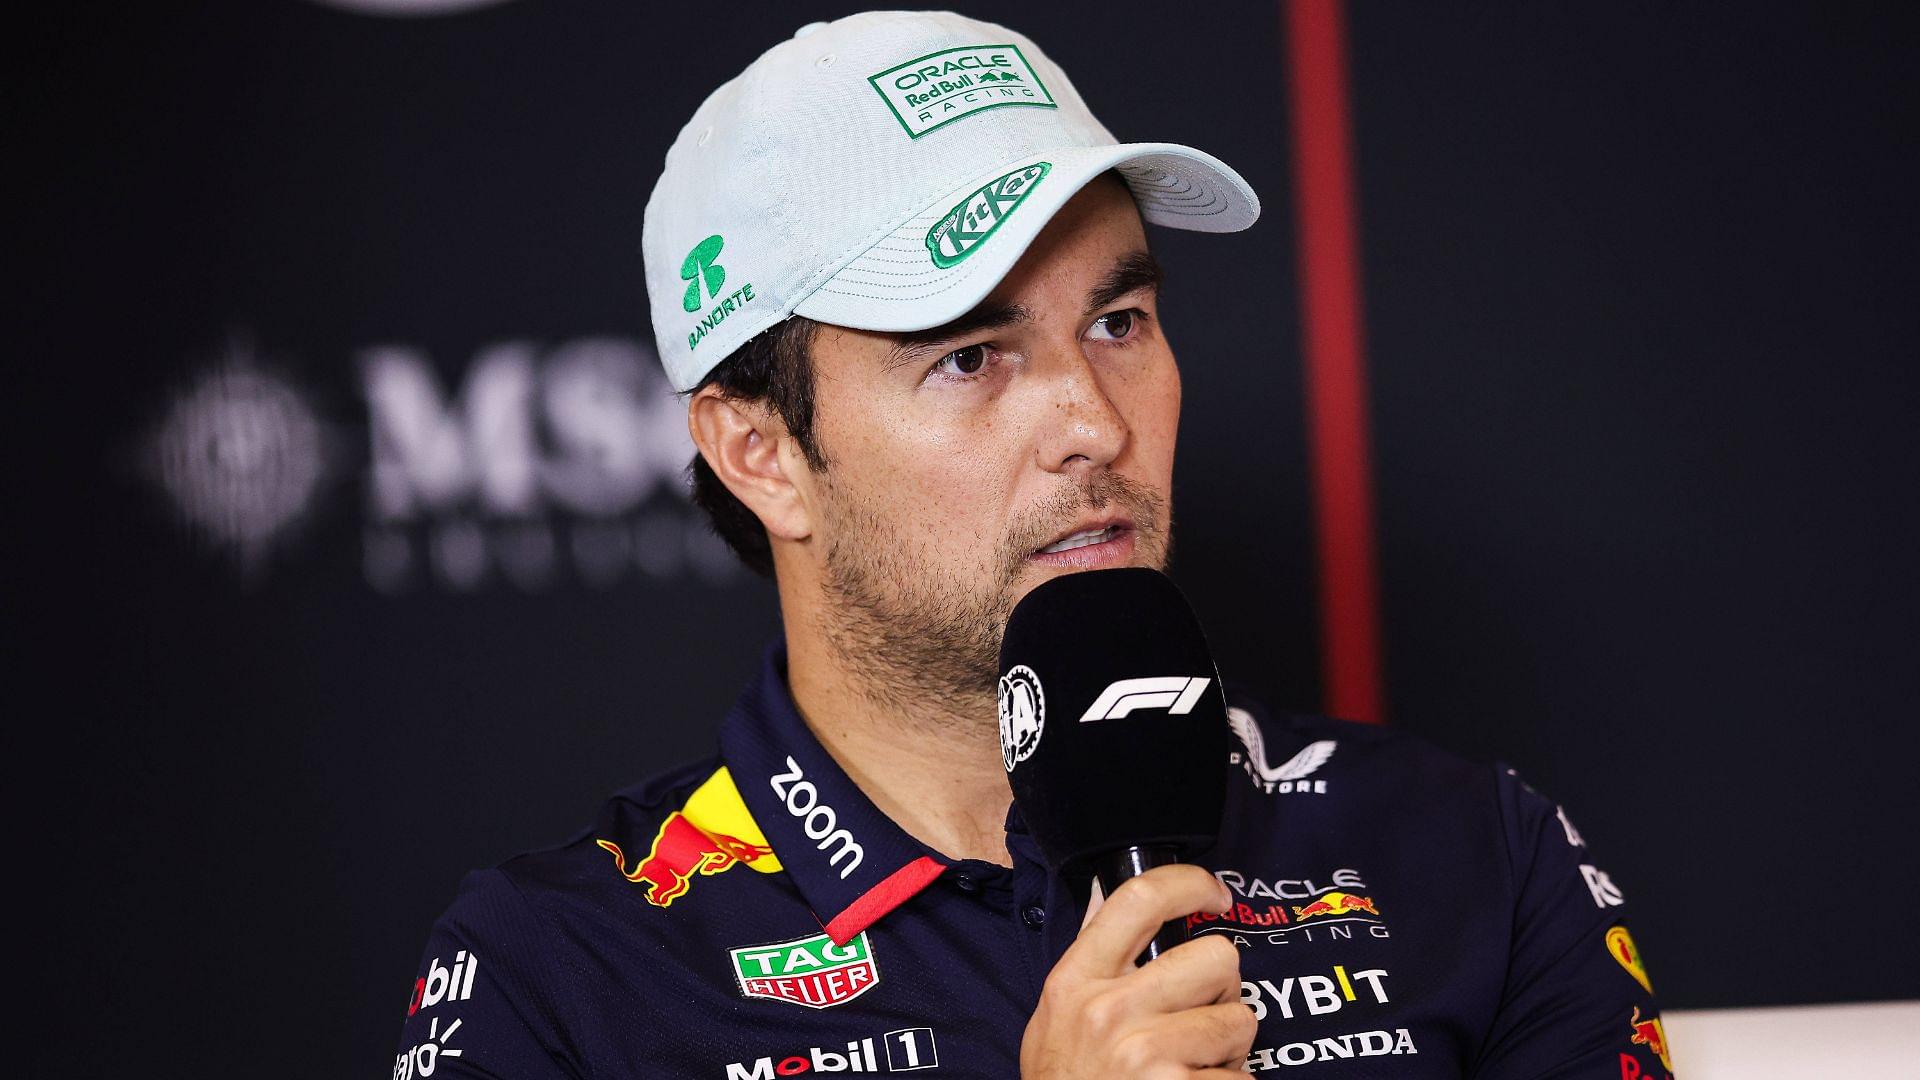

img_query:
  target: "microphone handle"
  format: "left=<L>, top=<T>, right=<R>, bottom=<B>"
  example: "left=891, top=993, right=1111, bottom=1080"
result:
left=1092, top=844, right=1189, bottom=965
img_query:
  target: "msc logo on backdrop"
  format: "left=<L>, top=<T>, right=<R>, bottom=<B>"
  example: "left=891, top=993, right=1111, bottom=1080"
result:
left=146, top=334, right=739, bottom=591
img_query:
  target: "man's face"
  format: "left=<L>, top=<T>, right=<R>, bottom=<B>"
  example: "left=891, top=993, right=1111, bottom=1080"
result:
left=796, top=176, right=1181, bottom=705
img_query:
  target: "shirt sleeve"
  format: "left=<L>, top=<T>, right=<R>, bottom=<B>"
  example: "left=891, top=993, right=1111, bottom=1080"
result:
left=1470, top=767, right=1676, bottom=1080
left=391, top=869, right=586, bottom=1080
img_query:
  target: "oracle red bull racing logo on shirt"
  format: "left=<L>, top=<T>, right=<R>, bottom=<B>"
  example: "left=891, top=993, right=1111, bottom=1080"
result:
left=731, top=931, right=881, bottom=1009
left=1195, top=869, right=1389, bottom=946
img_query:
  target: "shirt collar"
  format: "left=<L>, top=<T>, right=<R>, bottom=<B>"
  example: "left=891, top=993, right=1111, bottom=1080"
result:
left=719, top=639, right=947, bottom=944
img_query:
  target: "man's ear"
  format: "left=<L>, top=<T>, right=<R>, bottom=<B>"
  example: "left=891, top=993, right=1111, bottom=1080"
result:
left=687, top=388, right=813, bottom=542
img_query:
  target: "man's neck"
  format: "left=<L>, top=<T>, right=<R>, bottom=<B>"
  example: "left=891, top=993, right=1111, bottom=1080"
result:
left=782, top=623, right=1014, bottom=867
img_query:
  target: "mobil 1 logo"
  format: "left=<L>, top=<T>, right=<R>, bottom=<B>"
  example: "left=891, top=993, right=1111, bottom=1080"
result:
left=725, top=1027, right=938, bottom=1078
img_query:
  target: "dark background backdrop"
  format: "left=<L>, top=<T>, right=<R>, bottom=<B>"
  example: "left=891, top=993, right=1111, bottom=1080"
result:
left=24, top=1, right=1918, bottom=1076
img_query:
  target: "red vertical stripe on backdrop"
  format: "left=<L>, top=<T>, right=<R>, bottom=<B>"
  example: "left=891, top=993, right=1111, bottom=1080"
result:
left=1284, top=0, right=1385, bottom=723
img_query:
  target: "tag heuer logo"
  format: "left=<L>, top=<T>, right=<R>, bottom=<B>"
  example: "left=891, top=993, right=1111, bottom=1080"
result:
left=927, top=162, right=1050, bottom=269
left=730, top=931, right=879, bottom=1009
left=868, top=43, right=1056, bottom=139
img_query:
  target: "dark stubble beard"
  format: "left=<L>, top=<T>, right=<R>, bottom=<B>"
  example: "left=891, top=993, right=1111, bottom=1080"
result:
left=816, top=471, right=1170, bottom=732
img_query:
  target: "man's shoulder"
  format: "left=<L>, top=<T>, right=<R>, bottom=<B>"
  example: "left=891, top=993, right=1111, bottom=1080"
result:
left=483, top=752, right=716, bottom=884
left=1221, top=684, right=1491, bottom=795
left=472, top=750, right=793, bottom=932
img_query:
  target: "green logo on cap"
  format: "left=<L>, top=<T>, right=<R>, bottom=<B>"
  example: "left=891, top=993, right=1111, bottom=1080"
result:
left=868, top=43, right=1056, bottom=139
left=925, top=162, right=1051, bottom=269
left=680, top=234, right=727, bottom=313
left=681, top=232, right=758, bottom=353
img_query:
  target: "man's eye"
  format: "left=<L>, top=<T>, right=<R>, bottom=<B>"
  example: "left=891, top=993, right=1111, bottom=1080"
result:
left=1089, top=309, right=1137, bottom=341
left=932, top=344, right=989, bottom=377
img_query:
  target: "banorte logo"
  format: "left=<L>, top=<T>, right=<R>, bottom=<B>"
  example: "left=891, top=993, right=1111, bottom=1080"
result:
left=680, top=235, right=727, bottom=313
left=681, top=234, right=757, bottom=353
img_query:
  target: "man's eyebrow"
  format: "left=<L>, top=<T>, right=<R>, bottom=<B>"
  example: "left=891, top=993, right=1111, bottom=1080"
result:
left=1086, top=250, right=1164, bottom=313
left=882, top=301, right=1032, bottom=370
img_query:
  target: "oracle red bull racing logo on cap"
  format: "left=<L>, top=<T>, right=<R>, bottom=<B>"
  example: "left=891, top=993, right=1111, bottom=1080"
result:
left=731, top=930, right=881, bottom=1009
left=868, top=43, right=1056, bottom=139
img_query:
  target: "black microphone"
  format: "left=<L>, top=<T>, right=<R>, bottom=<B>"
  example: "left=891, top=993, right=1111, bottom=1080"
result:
left=998, top=567, right=1228, bottom=965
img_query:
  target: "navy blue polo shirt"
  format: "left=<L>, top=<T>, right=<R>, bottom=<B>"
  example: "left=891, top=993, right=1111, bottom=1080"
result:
left=393, top=641, right=1673, bottom=1078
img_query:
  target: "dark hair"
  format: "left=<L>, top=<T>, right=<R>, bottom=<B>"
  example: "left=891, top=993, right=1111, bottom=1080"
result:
left=686, top=315, right=825, bottom=577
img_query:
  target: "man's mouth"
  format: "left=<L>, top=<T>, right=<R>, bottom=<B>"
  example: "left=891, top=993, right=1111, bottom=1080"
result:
left=1025, top=516, right=1138, bottom=569
left=1036, top=526, right=1121, bottom=554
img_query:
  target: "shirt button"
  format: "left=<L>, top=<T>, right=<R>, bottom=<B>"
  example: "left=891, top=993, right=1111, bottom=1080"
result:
left=1022, top=905, right=1047, bottom=930
left=954, top=873, right=978, bottom=893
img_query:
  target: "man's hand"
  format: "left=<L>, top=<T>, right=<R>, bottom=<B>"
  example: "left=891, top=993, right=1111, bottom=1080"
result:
left=1021, top=864, right=1256, bottom=1078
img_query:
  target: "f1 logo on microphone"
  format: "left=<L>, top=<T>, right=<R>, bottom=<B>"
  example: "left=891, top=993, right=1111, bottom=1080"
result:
left=1078, top=677, right=1212, bottom=723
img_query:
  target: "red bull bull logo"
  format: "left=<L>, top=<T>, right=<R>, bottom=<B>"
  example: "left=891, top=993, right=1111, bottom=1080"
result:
left=596, top=767, right=781, bottom=908
left=1627, top=1007, right=1672, bottom=1071
left=1291, top=891, right=1380, bottom=920
left=598, top=812, right=772, bottom=907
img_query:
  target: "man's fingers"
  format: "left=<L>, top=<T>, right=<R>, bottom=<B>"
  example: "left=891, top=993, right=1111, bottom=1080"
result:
left=1115, top=1002, right=1259, bottom=1071
left=1081, top=878, right=1105, bottom=928
left=1059, top=865, right=1231, bottom=978
left=1124, top=934, right=1242, bottom=1014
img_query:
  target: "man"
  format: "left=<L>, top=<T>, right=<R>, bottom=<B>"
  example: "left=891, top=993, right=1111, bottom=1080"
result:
left=394, top=12, right=1671, bottom=1079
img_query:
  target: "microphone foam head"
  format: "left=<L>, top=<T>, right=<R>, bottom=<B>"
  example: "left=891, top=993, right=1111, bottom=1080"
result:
left=998, top=567, right=1228, bottom=873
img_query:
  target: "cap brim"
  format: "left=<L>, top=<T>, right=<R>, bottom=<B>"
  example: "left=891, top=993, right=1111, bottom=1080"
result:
left=791, top=142, right=1259, bottom=333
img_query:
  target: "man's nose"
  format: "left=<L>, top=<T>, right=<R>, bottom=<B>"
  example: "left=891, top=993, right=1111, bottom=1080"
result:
left=1029, top=346, right=1129, bottom=477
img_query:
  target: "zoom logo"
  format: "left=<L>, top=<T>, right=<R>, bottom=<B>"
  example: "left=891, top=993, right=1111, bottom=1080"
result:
left=770, top=756, right=864, bottom=879
left=1078, top=677, right=1212, bottom=723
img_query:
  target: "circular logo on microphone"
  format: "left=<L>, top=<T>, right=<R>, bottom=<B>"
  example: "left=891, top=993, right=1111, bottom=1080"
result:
left=997, top=665, right=1046, bottom=772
